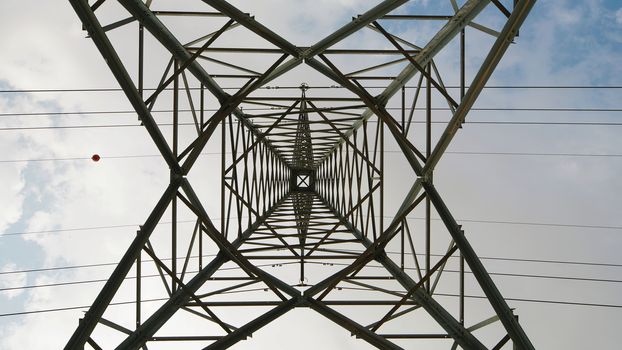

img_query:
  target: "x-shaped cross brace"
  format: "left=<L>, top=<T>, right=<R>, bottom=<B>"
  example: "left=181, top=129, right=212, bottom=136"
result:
left=66, top=0, right=536, bottom=349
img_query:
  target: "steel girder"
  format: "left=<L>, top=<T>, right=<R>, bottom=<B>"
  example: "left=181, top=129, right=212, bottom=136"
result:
left=65, top=0, right=537, bottom=349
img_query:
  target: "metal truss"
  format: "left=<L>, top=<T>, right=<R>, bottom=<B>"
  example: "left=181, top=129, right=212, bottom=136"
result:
left=66, top=0, right=536, bottom=349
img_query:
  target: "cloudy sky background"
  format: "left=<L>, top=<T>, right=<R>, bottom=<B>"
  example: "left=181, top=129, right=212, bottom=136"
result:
left=0, top=0, right=621, bottom=349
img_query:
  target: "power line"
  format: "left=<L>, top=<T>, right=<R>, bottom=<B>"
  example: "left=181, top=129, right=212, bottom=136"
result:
left=3, top=119, right=622, bottom=133
left=2, top=149, right=622, bottom=164
left=2, top=259, right=620, bottom=296
left=2, top=284, right=620, bottom=318
left=1, top=85, right=622, bottom=94
left=2, top=237, right=620, bottom=278
left=0, top=297, right=168, bottom=318
left=3, top=210, right=621, bottom=240
left=336, top=286, right=622, bottom=309
left=2, top=107, right=620, bottom=119
left=0, top=220, right=199, bottom=238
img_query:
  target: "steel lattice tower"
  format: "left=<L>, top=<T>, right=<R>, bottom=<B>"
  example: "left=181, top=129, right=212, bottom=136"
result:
left=65, top=0, right=536, bottom=349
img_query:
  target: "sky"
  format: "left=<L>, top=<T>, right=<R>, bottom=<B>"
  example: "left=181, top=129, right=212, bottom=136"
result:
left=0, top=0, right=621, bottom=349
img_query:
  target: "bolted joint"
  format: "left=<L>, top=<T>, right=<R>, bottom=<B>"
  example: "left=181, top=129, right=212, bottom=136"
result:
left=170, top=172, right=185, bottom=181
left=418, top=173, right=433, bottom=184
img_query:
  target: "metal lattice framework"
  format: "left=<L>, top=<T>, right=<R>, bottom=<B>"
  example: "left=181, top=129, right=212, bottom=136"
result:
left=65, top=0, right=536, bottom=349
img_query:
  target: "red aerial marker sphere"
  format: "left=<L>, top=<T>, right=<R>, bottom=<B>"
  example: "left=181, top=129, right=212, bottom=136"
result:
left=91, top=154, right=101, bottom=162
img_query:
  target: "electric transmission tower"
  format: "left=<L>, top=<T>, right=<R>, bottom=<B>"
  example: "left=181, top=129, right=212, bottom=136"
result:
left=65, top=0, right=536, bottom=349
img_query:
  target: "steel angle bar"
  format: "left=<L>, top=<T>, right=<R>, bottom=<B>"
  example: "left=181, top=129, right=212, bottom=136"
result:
left=86, top=338, right=103, bottom=350
left=307, top=298, right=403, bottom=350
left=225, top=101, right=299, bottom=174
left=319, top=0, right=489, bottom=163
left=143, top=19, right=235, bottom=106
left=89, top=0, right=106, bottom=12
left=180, top=180, right=299, bottom=298
left=152, top=11, right=228, bottom=18
left=118, top=0, right=224, bottom=99
left=98, top=317, right=133, bottom=335
left=381, top=14, right=453, bottom=20
left=346, top=56, right=411, bottom=77
left=64, top=179, right=181, bottom=349
left=492, top=334, right=512, bottom=350
left=307, top=101, right=381, bottom=174
left=140, top=245, right=233, bottom=334
left=422, top=182, right=535, bottom=350
left=371, top=244, right=459, bottom=332
left=201, top=0, right=300, bottom=57
left=198, top=55, right=262, bottom=75
left=365, top=23, right=422, bottom=50
left=243, top=0, right=410, bottom=91
left=321, top=198, right=486, bottom=349
left=376, top=0, right=489, bottom=104
left=101, top=17, right=135, bottom=32
left=68, top=0, right=180, bottom=173
left=185, top=22, right=242, bottom=47
left=118, top=0, right=290, bottom=169
left=468, top=314, right=502, bottom=332
left=306, top=55, right=426, bottom=175
left=305, top=0, right=408, bottom=57
left=491, top=0, right=512, bottom=17
left=423, top=0, right=536, bottom=174
left=197, top=0, right=305, bottom=89
left=203, top=298, right=299, bottom=350
left=115, top=196, right=288, bottom=349
left=179, top=54, right=289, bottom=174
left=372, top=21, right=458, bottom=108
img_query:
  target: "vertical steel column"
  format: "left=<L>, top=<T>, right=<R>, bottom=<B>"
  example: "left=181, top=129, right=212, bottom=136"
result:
left=400, top=86, right=405, bottom=270
left=425, top=62, right=432, bottom=293
left=459, top=27, right=466, bottom=326
left=172, top=60, right=179, bottom=293
left=135, top=20, right=144, bottom=333
left=379, top=118, right=384, bottom=243
left=221, top=116, right=226, bottom=238
left=135, top=230, right=141, bottom=332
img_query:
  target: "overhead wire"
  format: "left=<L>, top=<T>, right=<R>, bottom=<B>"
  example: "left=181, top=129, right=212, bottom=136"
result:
left=2, top=149, right=622, bottom=164
left=3, top=213, right=622, bottom=239
left=1, top=85, right=622, bottom=94
left=2, top=119, right=622, bottom=133
left=1, top=107, right=620, bottom=119
left=2, top=257, right=620, bottom=295
left=335, top=286, right=622, bottom=309
left=1, top=266, right=621, bottom=318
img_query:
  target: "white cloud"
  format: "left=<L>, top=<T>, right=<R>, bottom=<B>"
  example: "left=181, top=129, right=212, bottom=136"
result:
left=0, top=161, right=25, bottom=234
left=616, top=8, right=622, bottom=25
left=0, top=263, right=26, bottom=299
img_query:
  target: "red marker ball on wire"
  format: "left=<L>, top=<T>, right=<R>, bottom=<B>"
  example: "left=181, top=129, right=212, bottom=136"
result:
left=91, top=154, right=101, bottom=162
